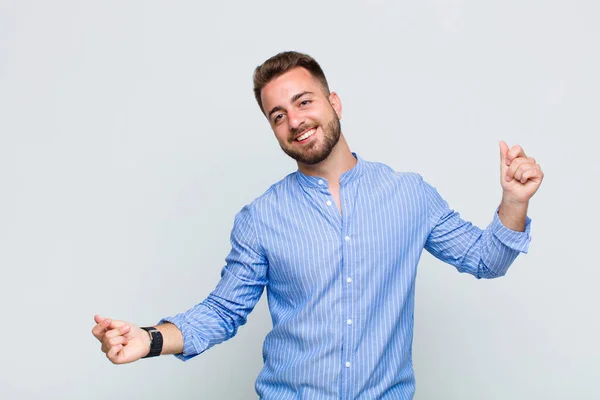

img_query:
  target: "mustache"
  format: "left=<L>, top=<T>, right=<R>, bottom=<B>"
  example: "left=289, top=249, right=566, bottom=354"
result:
left=289, top=123, right=318, bottom=140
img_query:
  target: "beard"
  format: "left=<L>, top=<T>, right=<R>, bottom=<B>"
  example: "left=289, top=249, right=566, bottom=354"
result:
left=280, top=113, right=341, bottom=166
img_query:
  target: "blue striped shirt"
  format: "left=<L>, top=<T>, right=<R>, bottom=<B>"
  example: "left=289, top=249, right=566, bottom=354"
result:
left=161, top=154, right=531, bottom=399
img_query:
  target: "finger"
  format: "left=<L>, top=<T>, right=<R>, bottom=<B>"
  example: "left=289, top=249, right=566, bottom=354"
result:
left=100, top=331, right=128, bottom=353
left=505, top=157, right=532, bottom=181
left=518, top=165, right=543, bottom=184
left=101, top=340, right=114, bottom=354
left=499, top=141, right=509, bottom=166
left=91, top=318, right=112, bottom=341
left=101, top=319, right=127, bottom=333
left=106, top=344, right=124, bottom=364
left=513, top=163, right=537, bottom=183
left=506, top=145, right=526, bottom=164
left=103, top=324, right=131, bottom=340
left=108, top=335, right=129, bottom=347
left=106, top=319, right=128, bottom=330
left=511, top=158, right=536, bottom=179
left=94, top=315, right=105, bottom=324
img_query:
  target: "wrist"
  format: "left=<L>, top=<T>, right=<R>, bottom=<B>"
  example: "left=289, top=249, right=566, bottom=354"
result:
left=500, top=193, right=529, bottom=210
left=498, top=196, right=529, bottom=232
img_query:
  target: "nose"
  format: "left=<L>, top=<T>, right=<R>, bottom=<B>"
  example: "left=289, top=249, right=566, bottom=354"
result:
left=287, top=109, right=305, bottom=132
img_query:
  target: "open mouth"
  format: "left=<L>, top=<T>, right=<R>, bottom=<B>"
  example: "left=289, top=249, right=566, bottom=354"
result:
left=295, top=128, right=317, bottom=142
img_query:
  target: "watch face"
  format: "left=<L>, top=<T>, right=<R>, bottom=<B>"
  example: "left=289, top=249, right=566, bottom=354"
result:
left=143, top=327, right=157, bottom=346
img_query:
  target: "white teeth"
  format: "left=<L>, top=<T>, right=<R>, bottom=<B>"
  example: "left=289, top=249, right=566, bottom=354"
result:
left=296, top=128, right=316, bottom=141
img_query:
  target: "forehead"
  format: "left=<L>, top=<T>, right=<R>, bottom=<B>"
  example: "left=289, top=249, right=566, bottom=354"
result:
left=260, top=67, right=323, bottom=111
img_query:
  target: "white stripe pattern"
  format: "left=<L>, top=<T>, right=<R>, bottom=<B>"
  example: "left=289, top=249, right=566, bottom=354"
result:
left=161, top=154, right=531, bottom=399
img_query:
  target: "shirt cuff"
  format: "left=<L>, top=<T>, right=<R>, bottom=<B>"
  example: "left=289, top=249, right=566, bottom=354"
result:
left=491, top=209, right=532, bottom=254
left=158, top=314, right=209, bottom=362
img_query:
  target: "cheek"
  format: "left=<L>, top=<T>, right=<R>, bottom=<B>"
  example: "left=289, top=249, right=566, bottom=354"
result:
left=311, top=109, right=332, bottom=123
left=273, top=128, right=289, bottom=143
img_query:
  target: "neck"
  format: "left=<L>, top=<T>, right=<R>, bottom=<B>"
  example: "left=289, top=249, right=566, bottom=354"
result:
left=297, top=134, right=356, bottom=185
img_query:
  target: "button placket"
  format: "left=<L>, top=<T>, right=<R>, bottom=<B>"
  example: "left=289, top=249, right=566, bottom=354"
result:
left=340, top=181, right=358, bottom=396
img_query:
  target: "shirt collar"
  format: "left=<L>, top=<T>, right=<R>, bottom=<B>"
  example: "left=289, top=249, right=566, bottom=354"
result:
left=295, top=153, right=365, bottom=189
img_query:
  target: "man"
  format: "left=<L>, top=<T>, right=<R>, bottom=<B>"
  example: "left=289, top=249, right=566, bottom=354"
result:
left=92, top=51, right=543, bottom=399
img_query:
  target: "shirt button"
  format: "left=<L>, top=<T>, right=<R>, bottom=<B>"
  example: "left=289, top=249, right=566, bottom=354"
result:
left=345, top=361, right=351, bottom=368
left=318, top=179, right=324, bottom=185
left=345, top=236, right=350, bottom=241
left=347, top=319, right=352, bottom=326
left=346, top=277, right=352, bottom=283
left=326, top=200, right=332, bottom=206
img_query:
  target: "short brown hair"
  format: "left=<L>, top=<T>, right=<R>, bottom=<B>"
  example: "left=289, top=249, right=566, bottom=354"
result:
left=253, top=51, right=330, bottom=114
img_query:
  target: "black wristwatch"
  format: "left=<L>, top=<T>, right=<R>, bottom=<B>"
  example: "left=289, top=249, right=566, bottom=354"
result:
left=141, top=326, right=163, bottom=358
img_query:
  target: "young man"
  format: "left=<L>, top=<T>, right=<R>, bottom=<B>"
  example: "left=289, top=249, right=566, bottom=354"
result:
left=92, top=51, right=543, bottom=399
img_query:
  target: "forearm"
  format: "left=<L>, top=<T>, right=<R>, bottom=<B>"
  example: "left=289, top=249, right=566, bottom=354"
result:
left=160, top=287, right=263, bottom=360
left=497, top=196, right=528, bottom=232
left=425, top=206, right=531, bottom=279
left=153, top=322, right=184, bottom=355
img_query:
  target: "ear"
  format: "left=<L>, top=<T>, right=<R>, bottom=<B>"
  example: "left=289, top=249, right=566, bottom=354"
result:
left=328, top=92, right=342, bottom=120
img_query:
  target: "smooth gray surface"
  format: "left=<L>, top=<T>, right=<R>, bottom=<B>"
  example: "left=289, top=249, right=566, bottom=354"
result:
left=1, top=1, right=598, bottom=399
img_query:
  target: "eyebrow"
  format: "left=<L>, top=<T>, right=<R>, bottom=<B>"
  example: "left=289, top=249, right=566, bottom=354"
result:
left=267, top=105, right=284, bottom=120
left=267, top=91, right=315, bottom=120
left=291, top=91, right=313, bottom=103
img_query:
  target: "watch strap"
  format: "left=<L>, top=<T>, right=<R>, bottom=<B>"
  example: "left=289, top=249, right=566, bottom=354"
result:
left=141, top=326, right=163, bottom=358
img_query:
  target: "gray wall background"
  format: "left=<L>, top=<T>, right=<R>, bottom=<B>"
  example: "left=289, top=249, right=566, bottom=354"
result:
left=1, top=1, right=598, bottom=399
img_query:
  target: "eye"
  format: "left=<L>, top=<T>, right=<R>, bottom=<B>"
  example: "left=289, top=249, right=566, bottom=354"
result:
left=299, top=99, right=311, bottom=107
left=273, top=113, right=284, bottom=124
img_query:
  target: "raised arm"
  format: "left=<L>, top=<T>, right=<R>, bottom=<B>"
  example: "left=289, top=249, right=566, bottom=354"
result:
left=423, top=141, right=543, bottom=279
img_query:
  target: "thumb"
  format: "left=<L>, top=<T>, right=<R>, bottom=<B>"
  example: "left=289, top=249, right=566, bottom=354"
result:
left=96, top=315, right=127, bottom=330
left=107, top=319, right=128, bottom=330
left=499, top=141, right=509, bottom=166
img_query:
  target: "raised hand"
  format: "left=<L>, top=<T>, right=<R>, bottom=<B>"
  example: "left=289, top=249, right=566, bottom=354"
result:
left=92, top=315, right=150, bottom=364
left=499, top=141, right=544, bottom=204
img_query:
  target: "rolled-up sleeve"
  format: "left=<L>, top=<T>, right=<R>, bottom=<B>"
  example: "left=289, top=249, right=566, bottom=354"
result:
left=422, top=178, right=532, bottom=279
left=159, top=204, right=268, bottom=360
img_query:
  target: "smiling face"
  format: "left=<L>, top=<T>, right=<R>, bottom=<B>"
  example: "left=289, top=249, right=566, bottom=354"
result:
left=260, top=67, right=343, bottom=166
